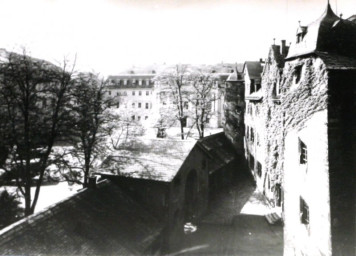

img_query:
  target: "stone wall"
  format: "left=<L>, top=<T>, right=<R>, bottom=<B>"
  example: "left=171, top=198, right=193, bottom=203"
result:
left=223, top=80, right=245, bottom=154
left=327, top=70, right=356, bottom=256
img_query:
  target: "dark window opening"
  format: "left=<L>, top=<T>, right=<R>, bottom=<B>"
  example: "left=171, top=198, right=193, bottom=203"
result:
left=138, top=116, right=141, bottom=121
left=139, top=91, right=142, bottom=96
left=275, top=184, right=282, bottom=207
left=138, top=103, right=141, bottom=108
left=145, top=103, right=149, bottom=109
left=132, top=91, right=135, bottom=96
left=249, top=154, right=255, bottom=170
left=300, top=197, right=309, bottom=225
left=257, top=162, right=262, bottom=177
left=294, top=65, right=303, bottom=84
left=146, top=91, right=149, bottom=96
left=145, top=116, right=148, bottom=120
left=250, top=79, right=255, bottom=94
left=131, top=115, right=135, bottom=121
left=299, top=138, right=308, bottom=165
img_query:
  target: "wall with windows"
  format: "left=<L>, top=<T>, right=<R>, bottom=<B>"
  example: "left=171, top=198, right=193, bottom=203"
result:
left=283, top=110, right=331, bottom=256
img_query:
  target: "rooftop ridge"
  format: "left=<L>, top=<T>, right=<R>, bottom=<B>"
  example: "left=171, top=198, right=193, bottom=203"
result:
left=0, top=179, right=109, bottom=246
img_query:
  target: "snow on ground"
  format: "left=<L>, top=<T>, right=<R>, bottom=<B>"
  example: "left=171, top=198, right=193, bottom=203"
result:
left=3, top=183, right=81, bottom=213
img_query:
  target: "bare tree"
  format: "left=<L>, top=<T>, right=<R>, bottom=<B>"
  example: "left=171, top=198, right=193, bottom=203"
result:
left=57, top=73, right=115, bottom=188
left=0, top=50, right=75, bottom=215
left=189, top=70, right=217, bottom=139
left=156, top=64, right=191, bottom=140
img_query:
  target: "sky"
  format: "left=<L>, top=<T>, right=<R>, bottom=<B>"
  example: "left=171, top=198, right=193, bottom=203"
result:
left=0, top=0, right=355, bottom=76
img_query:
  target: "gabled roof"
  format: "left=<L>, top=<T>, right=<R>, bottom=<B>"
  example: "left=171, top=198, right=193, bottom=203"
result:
left=287, top=3, right=356, bottom=59
left=243, top=61, right=263, bottom=80
left=196, top=132, right=236, bottom=173
left=0, top=180, right=163, bottom=255
left=100, top=139, right=196, bottom=182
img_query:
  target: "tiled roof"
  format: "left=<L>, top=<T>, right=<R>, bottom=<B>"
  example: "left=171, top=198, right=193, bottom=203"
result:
left=101, top=139, right=196, bottom=182
left=0, top=180, right=163, bottom=255
left=196, top=132, right=236, bottom=173
left=243, top=61, right=263, bottom=79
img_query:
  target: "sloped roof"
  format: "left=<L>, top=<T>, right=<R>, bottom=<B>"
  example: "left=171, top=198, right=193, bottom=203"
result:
left=0, top=180, right=163, bottom=255
left=196, top=132, right=236, bottom=173
left=101, top=139, right=196, bottom=182
left=243, top=61, right=263, bottom=80
left=316, top=51, right=356, bottom=70
left=287, top=3, right=356, bottom=59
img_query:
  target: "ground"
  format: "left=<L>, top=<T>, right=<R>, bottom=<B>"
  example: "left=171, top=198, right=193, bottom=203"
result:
left=174, top=171, right=283, bottom=256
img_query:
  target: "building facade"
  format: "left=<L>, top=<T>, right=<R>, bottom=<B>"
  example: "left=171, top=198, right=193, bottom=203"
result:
left=106, top=73, right=158, bottom=126
left=224, top=3, right=356, bottom=255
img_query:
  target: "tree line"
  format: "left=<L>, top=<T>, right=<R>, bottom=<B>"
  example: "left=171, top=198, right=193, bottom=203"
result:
left=0, top=50, right=118, bottom=218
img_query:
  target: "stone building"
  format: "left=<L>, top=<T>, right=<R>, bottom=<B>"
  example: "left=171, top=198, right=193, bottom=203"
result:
left=106, top=73, right=158, bottom=126
left=223, top=3, right=355, bottom=255
left=280, top=4, right=356, bottom=255
left=98, top=134, right=237, bottom=252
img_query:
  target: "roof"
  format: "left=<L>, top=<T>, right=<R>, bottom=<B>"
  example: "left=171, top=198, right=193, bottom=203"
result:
left=0, top=180, right=163, bottom=255
left=196, top=132, right=236, bottom=173
left=243, top=61, right=263, bottom=80
left=108, top=74, right=155, bottom=80
left=101, top=139, right=196, bottom=182
left=287, top=3, right=356, bottom=59
left=317, top=52, right=356, bottom=70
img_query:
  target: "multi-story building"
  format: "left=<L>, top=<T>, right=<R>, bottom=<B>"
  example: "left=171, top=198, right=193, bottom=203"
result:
left=106, top=73, right=158, bottom=126
left=226, top=3, right=355, bottom=255
left=243, top=61, right=264, bottom=188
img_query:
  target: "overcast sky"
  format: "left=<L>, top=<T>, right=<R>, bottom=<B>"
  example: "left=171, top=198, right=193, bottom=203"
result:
left=0, top=0, right=354, bottom=76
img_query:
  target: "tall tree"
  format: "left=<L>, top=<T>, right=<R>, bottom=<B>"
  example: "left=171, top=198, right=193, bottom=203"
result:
left=0, top=50, right=74, bottom=215
left=156, top=64, right=191, bottom=140
left=189, top=70, right=217, bottom=139
left=57, top=73, right=114, bottom=188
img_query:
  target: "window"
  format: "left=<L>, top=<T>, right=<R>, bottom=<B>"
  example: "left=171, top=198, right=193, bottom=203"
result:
left=299, top=138, right=307, bottom=165
left=249, top=154, right=255, bottom=170
left=250, top=128, right=255, bottom=142
left=300, top=197, right=309, bottom=225
left=145, top=116, right=148, bottom=120
left=184, top=101, right=189, bottom=110
left=294, top=65, right=303, bottom=84
left=250, top=79, right=255, bottom=94
left=146, top=91, right=149, bottom=96
left=123, top=91, right=127, bottom=96
left=138, top=103, right=141, bottom=108
left=163, top=101, right=167, bottom=105
left=132, top=91, right=135, bottom=96
left=108, top=91, right=112, bottom=95
left=256, top=83, right=261, bottom=91
left=257, top=162, right=262, bottom=177
left=139, top=91, right=142, bottom=96
left=145, top=103, right=149, bottom=109
left=132, top=103, right=135, bottom=108
left=117, top=103, right=119, bottom=108
left=131, top=115, right=135, bottom=121
left=138, top=116, right=141, bottom=121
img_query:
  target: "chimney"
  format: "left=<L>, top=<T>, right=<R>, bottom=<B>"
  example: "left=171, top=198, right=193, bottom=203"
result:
left=281, top=40, right=287, bottom=56
left=88, top=176, right=97, bottom=189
